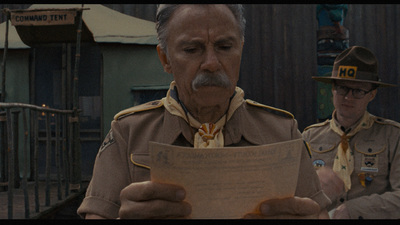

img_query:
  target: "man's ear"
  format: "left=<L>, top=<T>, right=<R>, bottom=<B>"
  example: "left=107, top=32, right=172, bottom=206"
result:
left=157, top=45, right=172, bottom=73
left=369, top=88, right=378, bottom=102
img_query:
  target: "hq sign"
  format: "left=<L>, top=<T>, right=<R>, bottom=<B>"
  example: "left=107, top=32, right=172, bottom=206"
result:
left=338, top=65, right=358, bottom=79
left=10, top=10, right=76, bottom=26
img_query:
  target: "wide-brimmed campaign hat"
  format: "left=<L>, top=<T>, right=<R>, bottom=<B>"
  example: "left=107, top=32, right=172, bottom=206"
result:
left=312, top=46, right=397, bottom=87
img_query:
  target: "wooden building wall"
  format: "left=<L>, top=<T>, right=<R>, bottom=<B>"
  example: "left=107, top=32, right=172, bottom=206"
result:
left=1, top=4, right=399, bottom=131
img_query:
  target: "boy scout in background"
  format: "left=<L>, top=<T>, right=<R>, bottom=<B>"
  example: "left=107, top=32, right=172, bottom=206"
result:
left=303, top=46, right=400, bottom=219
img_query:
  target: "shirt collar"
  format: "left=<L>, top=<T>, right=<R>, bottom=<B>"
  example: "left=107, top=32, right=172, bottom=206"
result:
left=332, top=110, right=364, bottom=134
left=160, top=102, right=265, bottom=146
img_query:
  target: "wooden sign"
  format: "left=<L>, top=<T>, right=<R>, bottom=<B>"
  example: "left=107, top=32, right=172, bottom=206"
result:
left=10, top=10, right=77, bottom=26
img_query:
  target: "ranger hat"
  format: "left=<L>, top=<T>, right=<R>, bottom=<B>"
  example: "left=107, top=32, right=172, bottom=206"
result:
left=312, top=46, right=396, bottom=87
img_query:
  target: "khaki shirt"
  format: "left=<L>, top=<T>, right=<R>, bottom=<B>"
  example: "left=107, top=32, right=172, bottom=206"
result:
left=78, top=99, right=330, bottom=219
left=302, top=114, right=400, bottom=219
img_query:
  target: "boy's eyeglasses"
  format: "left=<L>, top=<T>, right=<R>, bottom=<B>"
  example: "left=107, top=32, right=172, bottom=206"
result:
left=334, top=85, right=373, bottom=99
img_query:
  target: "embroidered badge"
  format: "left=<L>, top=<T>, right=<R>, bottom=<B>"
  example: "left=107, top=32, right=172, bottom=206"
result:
left=99, top=130, right=115, bottom=155
left=313, top=159, right=326, bottom=169
left=361, top=154, right=379, bottom=172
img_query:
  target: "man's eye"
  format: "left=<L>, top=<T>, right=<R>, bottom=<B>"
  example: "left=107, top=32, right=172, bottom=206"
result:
left=353, top=89, right=363, bottom=94
left=219, top=45, right=232, bottom=51
left=184, top=48, right=197, bottom=53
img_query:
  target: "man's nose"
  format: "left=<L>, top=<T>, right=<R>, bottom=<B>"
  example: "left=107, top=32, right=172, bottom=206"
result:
left=344, top=89, right=355, bottom=99
left=200, top=49, right=221, bottom=72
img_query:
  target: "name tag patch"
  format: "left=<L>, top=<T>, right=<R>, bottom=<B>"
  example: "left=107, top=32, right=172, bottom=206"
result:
left=361, top=154, right=378, bottom=172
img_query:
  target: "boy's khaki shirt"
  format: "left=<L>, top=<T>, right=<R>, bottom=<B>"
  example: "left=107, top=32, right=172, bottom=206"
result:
left=303, top=114, right=400, bottom=219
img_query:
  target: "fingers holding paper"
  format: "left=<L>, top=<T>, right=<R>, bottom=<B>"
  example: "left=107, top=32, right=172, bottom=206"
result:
left=119, top=181, right=192, bottom=219
left=118, top=181, right=328, bottom=219
left=316, top=167, right=345, bottom=202
left=243, top=196, right=329, bottom=219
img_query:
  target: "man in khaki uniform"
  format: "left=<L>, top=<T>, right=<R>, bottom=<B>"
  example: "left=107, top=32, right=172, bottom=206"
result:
left=77, top=4, right=330, bottom=219
left=303, top=46, right=400, bottom=219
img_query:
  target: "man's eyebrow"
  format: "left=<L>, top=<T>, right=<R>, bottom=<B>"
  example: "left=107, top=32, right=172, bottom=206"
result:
left=176, top=36, right=238, bottom=47
left=215, top=36, right=236, bottom=44
left=175, top=41, right=201, bottom=50
left=177, top=39, right=204, bottom=46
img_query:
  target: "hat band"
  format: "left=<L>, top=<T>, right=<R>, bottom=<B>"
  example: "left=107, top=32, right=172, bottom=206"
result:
left=332, top=66, right=379, bottom=82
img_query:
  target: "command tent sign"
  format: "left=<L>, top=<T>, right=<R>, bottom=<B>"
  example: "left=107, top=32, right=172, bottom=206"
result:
left=10, top=10, right=77, bottom=26
left=8, top=8, right=94, bottom=45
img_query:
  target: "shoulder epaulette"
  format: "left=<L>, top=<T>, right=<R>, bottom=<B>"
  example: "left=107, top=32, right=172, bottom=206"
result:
left=245, top=99, right=294, bottom=119
left=303, top=119, right=330, bottom=132
left=114, top=100, right=164, bottom=120
left=373, top=116, right=400, bottom=129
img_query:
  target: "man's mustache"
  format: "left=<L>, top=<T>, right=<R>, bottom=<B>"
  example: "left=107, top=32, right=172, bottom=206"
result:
left=192, top=72, right=232, bottom=91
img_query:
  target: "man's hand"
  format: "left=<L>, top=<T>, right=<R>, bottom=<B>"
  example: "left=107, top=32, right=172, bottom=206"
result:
left=243, top=197, right=329, bottom=219
left=118, top=181, right=192, bottom=219
left=331, top=204, right=351, bottom=219
left=316, top=167, right=345, bottom=201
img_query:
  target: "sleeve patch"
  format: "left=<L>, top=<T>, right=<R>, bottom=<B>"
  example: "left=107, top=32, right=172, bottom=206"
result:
left=99, top=130, right=115, bottom=156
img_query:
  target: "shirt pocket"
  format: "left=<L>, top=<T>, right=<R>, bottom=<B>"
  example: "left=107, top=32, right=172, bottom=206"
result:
left=307, top=142, right=338, bottom=168
left=308, top=142, right=337, bottom=154
left=354, top=140, right=387, bottom=175
left=130, top=153, right=151, bottom=182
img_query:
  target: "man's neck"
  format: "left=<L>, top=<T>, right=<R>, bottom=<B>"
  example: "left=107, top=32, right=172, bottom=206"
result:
left=174, top=87, right=233, bottom=124
left=334, top=111, right=364, bottom=131
left=185, top=102, right=230, bottom=124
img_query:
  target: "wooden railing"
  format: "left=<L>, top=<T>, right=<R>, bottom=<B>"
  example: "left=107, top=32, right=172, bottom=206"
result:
left=0, top=102, right=82, bottom=219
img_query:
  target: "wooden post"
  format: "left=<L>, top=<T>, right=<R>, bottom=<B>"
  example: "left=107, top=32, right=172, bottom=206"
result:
left=70, top=6, right=84, bottom=192
left=1, top=9, right=9, bottom=103
left=11, top=110, right=20, bottom=188
left=0, top=114, right=7, bottom=192
left=33, top=110, right=39, bottom=213
left=6, top=108, right=14, bottom=219
left=0, top=9, right=10, bottom=194
left=22, top=108, right=30, bottom=218
left=45, top=111, right=51, bottom=206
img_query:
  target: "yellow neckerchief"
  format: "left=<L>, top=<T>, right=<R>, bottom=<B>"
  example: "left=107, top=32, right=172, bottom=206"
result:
left=161, top=81, right=245, bottom=148
left=330, top=111, right=374, bottom=191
